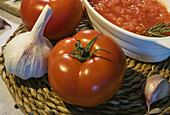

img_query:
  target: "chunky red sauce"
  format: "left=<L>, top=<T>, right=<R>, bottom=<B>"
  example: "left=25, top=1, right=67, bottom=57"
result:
left=88, top=0, right=170, bottom=34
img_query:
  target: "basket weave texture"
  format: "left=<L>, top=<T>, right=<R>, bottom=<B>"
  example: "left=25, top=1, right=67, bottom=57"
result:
left=0, top=14, right=170, bottom=115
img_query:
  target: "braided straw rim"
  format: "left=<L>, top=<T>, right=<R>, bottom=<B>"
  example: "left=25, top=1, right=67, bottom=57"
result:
left=0, top=14, right=170, bottom=115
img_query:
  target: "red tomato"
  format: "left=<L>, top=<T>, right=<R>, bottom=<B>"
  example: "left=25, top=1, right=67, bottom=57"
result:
left=48, top=30, right=126, bottom=107
left=20, top=0, right=83, bottom=40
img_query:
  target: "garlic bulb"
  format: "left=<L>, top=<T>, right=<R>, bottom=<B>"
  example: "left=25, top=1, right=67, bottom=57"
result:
left=3, top=5, right=53, bottom=80
left=143, top=74, right=170, bottom=113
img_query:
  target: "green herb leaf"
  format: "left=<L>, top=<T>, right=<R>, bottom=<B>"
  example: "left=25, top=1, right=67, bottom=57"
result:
left=142, top=21, right=170, bottom=37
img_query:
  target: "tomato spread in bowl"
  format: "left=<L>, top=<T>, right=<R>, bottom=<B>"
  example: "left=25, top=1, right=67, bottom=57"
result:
left=88, top=0, right=170, bottom=34
left=83, top=0, right=170, bottom=62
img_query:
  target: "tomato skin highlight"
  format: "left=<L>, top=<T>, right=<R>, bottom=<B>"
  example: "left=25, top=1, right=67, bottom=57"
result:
left=48, top=30, right=126, bottom=107
left=20, top=0, right=83, bottom=40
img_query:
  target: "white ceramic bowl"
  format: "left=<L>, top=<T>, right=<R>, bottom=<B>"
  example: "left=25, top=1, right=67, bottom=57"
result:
left=83, top=0, right=170, bottom=62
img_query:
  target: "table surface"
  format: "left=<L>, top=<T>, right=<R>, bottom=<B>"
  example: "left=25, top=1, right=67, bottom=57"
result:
left=0, top=9, right=23, bottom=115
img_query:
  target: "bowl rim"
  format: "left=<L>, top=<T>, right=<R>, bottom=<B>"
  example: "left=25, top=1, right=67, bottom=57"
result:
left=83, top=0, right=170, bottom=42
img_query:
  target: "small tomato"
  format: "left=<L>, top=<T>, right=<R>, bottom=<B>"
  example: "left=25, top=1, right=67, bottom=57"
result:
left=20, top=0, right=83, bottom=40
left=48, top=30, right=126, bottom=107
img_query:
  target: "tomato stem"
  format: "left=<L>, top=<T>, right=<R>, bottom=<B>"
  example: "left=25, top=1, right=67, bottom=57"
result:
left=69, top=34, right=111, bottom=62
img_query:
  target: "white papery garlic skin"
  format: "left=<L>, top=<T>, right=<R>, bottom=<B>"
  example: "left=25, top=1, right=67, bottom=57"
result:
left=144, top=74, right=170, bottom=112
left=3, top=5, right=53, bottom=80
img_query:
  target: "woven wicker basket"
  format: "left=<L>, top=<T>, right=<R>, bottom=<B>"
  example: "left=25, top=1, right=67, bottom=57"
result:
left=0, top=13, right=170, bottom=115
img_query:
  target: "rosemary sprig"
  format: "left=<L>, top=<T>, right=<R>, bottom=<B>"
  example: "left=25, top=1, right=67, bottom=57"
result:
left=142, top=21, right=170, bottom=37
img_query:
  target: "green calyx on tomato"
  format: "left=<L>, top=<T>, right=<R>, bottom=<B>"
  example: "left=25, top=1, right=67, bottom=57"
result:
left=69, top=34, right=111, bottom=62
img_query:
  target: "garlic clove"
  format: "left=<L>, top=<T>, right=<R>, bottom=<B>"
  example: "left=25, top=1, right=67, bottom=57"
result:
left=143, top=74, right=170, bottom=113
left=147, top=108, right=162, bottom=115
left=3, top=5, right=53, bottom=80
